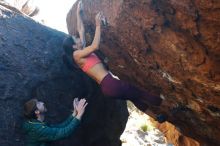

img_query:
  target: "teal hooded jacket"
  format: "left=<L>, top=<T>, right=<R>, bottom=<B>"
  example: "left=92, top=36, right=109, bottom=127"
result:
left=23, top=115, right=80, bottom=146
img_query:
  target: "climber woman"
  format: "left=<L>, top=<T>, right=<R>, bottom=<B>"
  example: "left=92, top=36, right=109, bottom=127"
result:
left=63, top=1, right=166, bottom=123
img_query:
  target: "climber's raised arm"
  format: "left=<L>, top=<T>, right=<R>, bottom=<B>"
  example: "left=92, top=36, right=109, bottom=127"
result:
left=73, top=12, right=102, bottom=59
left=76, top=1, right=86, bottom=48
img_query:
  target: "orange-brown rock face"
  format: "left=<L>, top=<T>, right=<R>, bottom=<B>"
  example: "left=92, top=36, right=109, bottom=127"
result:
left=67, top=0, right=220, bottom=145
left=156, top=122, right=200, bottom=146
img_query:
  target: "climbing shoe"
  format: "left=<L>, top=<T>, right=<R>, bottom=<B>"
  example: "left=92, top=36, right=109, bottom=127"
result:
left=156, top=114, right=167, bottom=123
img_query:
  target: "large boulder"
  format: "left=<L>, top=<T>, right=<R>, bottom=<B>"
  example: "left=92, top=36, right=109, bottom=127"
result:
left=67, top=0, right=220, bottom=145
left=0, top=3, right=128, bottom=146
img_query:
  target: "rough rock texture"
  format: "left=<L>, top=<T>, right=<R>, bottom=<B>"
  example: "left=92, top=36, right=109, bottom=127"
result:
left=153, top=121, right=199, bottom=146
left=67, top=0, right=220, bottom=145
left=0, top=3, right=128, bottom=146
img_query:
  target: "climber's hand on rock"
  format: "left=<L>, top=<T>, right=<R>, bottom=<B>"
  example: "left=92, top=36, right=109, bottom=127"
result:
left=77, top=1, right=83, bottom=14
left=95, top=12, right=102, bottom=26
left=100, top=12, right=107, bottom=26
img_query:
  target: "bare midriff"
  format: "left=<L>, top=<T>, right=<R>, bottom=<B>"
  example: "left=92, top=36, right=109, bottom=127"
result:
left=85, top=63, right=109, bottom=84
left=74, top=53, right=109, bottom=84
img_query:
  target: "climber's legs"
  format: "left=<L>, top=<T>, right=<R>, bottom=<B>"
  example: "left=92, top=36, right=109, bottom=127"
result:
left=100, top=73, right=162, bottom=106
